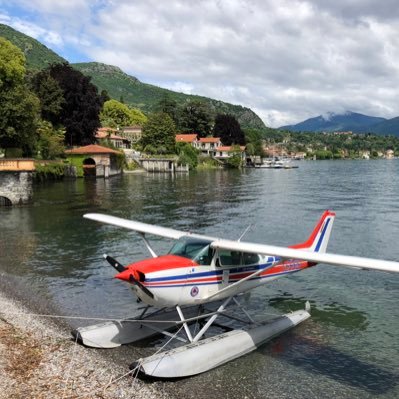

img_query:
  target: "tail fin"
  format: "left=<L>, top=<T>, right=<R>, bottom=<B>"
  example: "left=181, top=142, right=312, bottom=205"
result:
left=290, top=210, right=335, bottom=253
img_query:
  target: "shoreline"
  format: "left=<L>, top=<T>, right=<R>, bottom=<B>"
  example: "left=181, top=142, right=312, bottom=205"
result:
left=0, top=287, right=168, bottom=399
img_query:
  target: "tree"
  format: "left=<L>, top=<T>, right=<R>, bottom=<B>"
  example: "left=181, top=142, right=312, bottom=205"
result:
left=157, top=95, right=178, bottom=124
left=48, top=63, right=102, bottom=146
left=244, top=128, right=265, bottom=156
left=29, top=69, right=65, bottom=124
left=0, top=84, right=40, bottom=155
left=36, top=120, right=65, bottom=159
left=0, top=37, right=26, bottom=90
left=178, top=100, right=213, bottom=138
left=0, top=38, right=40, bottom=155
left=141, top=112, right=176, bottom=154
left=175, top=142, right=198, bottom=169
left=100, top=99, right=147, bottom=128
left=213, top=114, right=246, bottom=146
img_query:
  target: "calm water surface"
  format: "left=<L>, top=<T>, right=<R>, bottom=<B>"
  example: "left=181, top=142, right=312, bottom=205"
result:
left=1, top=160, right=398, bottom=398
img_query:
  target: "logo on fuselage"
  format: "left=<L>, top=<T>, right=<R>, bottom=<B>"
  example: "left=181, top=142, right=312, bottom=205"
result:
left=190, top=286, right=199, bottom=297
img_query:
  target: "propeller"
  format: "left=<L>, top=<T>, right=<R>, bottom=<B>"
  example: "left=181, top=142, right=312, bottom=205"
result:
left=103, top=254, right=154, bottom=299
left=103, top=254, right=126, bottom=273
left=128, top=274, right=154, bottom=299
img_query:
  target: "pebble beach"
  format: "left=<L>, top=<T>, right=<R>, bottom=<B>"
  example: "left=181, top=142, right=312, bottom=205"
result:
left=0, top=290, right=169, bottom=399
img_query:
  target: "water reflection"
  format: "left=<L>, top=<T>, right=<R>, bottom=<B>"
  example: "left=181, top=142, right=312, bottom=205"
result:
left=269, top=295, right=369, bottom=330
left=267, top=334, right=398, bottom=395
left=1, top=162, right=399, bottom=398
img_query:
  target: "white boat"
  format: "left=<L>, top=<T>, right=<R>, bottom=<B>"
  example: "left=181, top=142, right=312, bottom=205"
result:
left=254, top=159, right=298, bottom=169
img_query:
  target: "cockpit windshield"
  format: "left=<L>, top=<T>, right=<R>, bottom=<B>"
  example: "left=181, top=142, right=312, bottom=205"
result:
left=168, top=237, right=213, bottom=265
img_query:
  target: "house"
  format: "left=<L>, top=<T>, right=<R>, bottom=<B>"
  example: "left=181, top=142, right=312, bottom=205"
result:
left=214, top=146, right=246, bottom=161
left=95, top=127, right=130, bottom=149
left=386, top=149, right=394, bottom=159
left=176, top=134, right=198, bottom=146
left=121, top=125, right=143, bottom=144
left=195, top=137, right=222, bottom=156
left=65, top=144, right=123, bottom=178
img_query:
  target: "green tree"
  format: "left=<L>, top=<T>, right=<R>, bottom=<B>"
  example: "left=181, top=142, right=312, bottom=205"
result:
left=157, top=95, right=178, bottom=124
left=175, top=142, right=198, bottom=169
left=244, top=128, right=265, bottom=156
left=29, top=69, right=65, bottom=124
left=213, top=114, right=246, bottom=146
left=178, top=100, right=213, bottom=138
left=225, top=145, right=244, bottom=168
left=0, top=37, right=26, bottom=89
left=100, top=99, right=147, bottom=128
left=141, top=112, right=176, bottom=154
left=0, top=84, right=40, bottom=156
left=0, top=38, right=40, bottom=155
left=36, top=120, right=65, bottom=159
left=48, top=63, right=102, bottom=146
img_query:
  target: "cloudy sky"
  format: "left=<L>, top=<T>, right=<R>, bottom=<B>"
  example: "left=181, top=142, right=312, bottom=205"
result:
left=1, top=0, right=399, bottom=127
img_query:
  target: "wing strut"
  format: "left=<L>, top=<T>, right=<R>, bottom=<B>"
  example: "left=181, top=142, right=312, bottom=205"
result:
left=139, top=233, right=157, bottom=258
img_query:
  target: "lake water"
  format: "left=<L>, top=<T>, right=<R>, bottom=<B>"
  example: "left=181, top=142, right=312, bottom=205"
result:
left=1, top=160, right=398, bottom=398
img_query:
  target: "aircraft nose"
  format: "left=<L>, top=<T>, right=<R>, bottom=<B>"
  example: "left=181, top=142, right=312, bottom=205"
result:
left=115, top=268, right=142, bottom=282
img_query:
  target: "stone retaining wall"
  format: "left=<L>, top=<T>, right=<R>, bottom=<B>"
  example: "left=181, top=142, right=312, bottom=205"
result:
left=0, top=171, right=33, bottom=205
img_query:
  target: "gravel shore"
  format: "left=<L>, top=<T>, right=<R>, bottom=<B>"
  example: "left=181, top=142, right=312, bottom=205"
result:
left=0, top=290, right=170, bottom=399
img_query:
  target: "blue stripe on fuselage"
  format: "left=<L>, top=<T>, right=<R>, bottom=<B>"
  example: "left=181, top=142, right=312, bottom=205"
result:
left=145, top=262, right=274, bottom=283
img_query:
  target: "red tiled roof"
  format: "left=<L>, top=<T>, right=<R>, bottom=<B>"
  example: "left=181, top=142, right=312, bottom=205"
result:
left=95, top=131, right=126, bottom=140
left=65, top=145, right=122, bottom=155
left=198, top=137, right=221, bottom=143
left=176, top=134, right=198, bottom=143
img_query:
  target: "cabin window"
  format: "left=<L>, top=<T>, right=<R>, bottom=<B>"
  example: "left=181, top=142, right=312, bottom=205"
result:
left=218, top=251, right=259, bottom=266
left=218, top=250, right=242, bottom=266
left=242, top=252, right=260, bottom=265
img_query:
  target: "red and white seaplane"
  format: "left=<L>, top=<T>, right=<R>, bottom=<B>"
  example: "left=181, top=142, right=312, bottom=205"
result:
left=73, top=210, right=399, bottom=378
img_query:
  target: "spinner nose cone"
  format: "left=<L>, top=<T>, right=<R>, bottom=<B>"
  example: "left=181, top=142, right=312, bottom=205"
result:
left=114, top=269, right=132, bottom=282
left=115, top=268, right=143, bottom=282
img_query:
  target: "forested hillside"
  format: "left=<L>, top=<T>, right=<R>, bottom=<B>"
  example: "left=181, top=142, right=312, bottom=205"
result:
left=0, top=23, right=265, bottom=130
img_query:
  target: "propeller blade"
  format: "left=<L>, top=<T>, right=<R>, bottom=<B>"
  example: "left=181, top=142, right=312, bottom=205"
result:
left=103, top=254, right=126, bottom=273
left=129, top=274, right=154, bottom=299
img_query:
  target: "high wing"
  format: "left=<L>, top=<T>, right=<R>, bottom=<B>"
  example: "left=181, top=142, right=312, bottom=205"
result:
left=83, top=213, right=217, bottom=241
left=84, top=213, right=399, bottom=274
left=211, top=239, right=399, bottom=274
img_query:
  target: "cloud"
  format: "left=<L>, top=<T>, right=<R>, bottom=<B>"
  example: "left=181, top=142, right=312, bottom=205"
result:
left=2, top=0, right=399, bottom=127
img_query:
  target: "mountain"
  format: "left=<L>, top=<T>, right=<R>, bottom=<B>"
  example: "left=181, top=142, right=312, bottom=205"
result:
left=0, top=24, right=67, bottom=70
left=366, top=117, right=399, bottom=136
left=72, top=62, right=265, bottom=129
left=0, top=24, right=265, bottom=130
left=280, top=111, right=386, bottom=133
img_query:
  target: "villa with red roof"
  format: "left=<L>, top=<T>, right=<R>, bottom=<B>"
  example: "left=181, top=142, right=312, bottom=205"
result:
left=195, top=137, right=222, bottom=156
left=176, top=134, right=198, bottom=145
left=95, top=127, right=130, bottom=149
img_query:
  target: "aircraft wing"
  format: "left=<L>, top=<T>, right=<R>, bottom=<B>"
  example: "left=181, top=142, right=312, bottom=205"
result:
left=83, top=213, right=216, bottom=241
left=211, top=239, right=399, bottom=274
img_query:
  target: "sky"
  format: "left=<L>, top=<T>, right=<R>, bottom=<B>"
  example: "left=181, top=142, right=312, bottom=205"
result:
left=1, top=0, right=399, bottom=128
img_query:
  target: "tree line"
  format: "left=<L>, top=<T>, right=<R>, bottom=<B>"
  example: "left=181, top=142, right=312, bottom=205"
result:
left=0, top=37, right=260, bottom=163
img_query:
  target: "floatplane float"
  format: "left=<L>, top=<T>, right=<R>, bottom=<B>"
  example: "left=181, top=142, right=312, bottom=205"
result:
left=73, top=211, right=399, bottom=378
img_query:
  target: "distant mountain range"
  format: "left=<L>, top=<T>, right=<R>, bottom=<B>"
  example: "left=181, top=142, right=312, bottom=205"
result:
left=279, top=111, right=399, bottom=136
left=0, top=24, right=265, bottom=130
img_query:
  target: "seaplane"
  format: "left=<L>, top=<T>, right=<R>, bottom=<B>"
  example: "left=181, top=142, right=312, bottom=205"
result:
left=73, top=210, right=399, bottom=378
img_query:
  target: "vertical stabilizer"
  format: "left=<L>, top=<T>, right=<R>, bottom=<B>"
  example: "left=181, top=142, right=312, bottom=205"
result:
left=290, top=210, right=335, bottom=253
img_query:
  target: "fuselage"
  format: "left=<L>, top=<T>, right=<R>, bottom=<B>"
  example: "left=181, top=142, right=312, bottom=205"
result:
left=115, top=236, right=314, bottom=307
